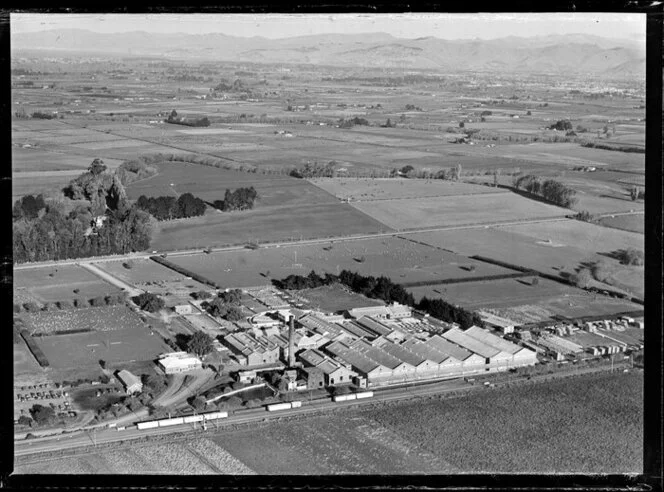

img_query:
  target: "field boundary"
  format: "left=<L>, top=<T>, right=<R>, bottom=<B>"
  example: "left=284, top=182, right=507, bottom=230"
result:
left=20, top=330, right=50, bottom=367
left=400, top=271, right=537, bottom=288
left=149, top=256, right=219, bottom=289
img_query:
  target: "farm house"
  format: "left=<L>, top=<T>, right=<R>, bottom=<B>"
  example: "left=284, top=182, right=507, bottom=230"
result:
left=116, top=369, right=143, bottom=395
left=157, top=352, right=203, bottom=374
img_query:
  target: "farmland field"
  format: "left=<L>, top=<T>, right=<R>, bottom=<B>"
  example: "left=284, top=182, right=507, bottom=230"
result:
left=350, top=193, right=568, bottom=230
left=408, top=277, right=642, bottom=320
left=14, top=339, right=43, bottom=376
left=14, top=265, right=121, bottom=305
left=309, top=177, right=504, bottom=201
left=23, top=306, right=146, bottom=334
left=125, top=161, right=340, bottom=208
left=165, top=236, right=516, bottom=289
left=14, top=438, right=256, bottom=474
left=596, top=214, right=645, bottom=234
left=208, top=413, right=456, bottom=474
left=12, top=147, right=125, bottom=172
left=296, top=283, right=385, bottom=312
left=34, top=324, right=169, bottom=369
left=362, top=370, right=642, bottom=473
left=149, top=202, right=390, bottom=251
left=410, top=222, right=639, bottom=285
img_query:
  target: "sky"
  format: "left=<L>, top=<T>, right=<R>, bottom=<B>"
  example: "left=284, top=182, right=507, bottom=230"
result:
left=11, top=13, right=645, bottom=41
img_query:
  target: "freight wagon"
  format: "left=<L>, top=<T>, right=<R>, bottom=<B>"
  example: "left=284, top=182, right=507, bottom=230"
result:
left=183, top=414, right=205, bottom=424
left=355, top=391, right=374, bottom=399
left=136, top=421, right=159, bottom=430
left=332, top=394, right=357, bottom=402
left=266, top=401, right=302, bottom=412
left=202, top=411, right=228, bottom=420
left=158, top=417, right=185, bottom=427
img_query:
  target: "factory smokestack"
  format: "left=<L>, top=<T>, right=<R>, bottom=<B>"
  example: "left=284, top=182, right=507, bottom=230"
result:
left=288, top=315, right=295, bottom=368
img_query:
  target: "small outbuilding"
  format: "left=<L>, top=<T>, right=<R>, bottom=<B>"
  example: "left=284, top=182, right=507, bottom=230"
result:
left=116, top=369, right=143, bottom=395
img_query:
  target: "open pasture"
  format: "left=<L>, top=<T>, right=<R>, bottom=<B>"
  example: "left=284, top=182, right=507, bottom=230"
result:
left=97, top=259, right=193, bottom=285
left=14, top=265, right=121, bottom=304
left=14, top=340, right=43, bottom=376
left=407, top=276, right=641, bottom=319
left=150, top=202, right=389, bottom=251
left=23, top=305, right=146, bottom=335
left=12, top=147, right=124, bottom=172
left=309, top=177, right=503, bottom=201
left=13, top=172, right=80, bottom=201
left=296, top=284, right=385, bottom=312
left=350, top=192, right=568, bottom=230
left=499, top=220, right=644, bottom=256
left=597, top=214, right=644, bottom=234
left=34, top=324, right=169, bottom=369
left=165, top=236, right=515, bottom=289
left=365, top=371, right=642, bottom=473
left=209, top=412, right=456, bottom=474
left=125, top=161, right=339, bottom=208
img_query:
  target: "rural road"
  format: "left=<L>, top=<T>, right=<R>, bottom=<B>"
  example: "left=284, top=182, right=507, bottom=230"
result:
left=14, top=215, right=572, bottom=271
left=14, top=363, right=631, bottom=459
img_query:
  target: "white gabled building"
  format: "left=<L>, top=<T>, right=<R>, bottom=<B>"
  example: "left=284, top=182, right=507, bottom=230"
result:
left=116, top=369, right=143, bottom=395
left=157, top=352, right=203, bottom=374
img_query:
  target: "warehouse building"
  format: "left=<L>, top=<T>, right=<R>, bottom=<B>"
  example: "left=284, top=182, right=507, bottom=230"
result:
left=464, top=326, right=538, bottom=367
left=536, top=334, right=584, bottom=355
left=347, top=305, right=391, bottom=320
left=222, top=331, right=280, bottom=366
left=116, top=369, right=143, bottom=395
left=441, top=328, right=514, bottom=371
left=350, top=339, right=414, bottom=378
left=425, top=335, right=487, bottom=373
left=400, top=337, right=466, bottom=376
left=479, top=313, right=517, bottom=334
left=157, top=352, right=203, bottom=374
left=353, top=316, right=394, bottom=338
left=325, top=340, right=394, bottom=383
left=297, top=314, right=348, bottom=341
left=298, top=348, right=356, bottom=386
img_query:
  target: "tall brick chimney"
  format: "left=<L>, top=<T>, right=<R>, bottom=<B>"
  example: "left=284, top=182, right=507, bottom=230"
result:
left=288, top=315, right=295, bottom=368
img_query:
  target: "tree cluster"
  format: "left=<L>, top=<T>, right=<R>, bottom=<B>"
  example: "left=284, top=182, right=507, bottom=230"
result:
left=186, top=331, right=215, bottom=358
left=617, top=248, right=644, bottom=266
left=135, top=193, right=207, bottom=221
left=31, top=111, right=55, bottom=120
left=548, top=120, right=573, bottom=131
left=132, top=292, right=165, bottom=313
left=213, top=187, right=258, bottom=212
left=13, top=200, right=152, bottom=264
left=202, top=296, right=245, bottom=321
left=29, top=404, right=56, bottom=425
left=338, top=117, right=370, bottom=129
left=273, top=270, right=483, bottom=329
left=165, top=110, right=210, bottom=127
left=13, top=194, right=47, bottom=220
left=513, top=175, right=578, bottom=208
left=290, top=161, right=338, bottom=179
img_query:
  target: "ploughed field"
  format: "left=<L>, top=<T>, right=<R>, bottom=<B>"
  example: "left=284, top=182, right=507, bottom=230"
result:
left=162, top=236, right=516, bottom=289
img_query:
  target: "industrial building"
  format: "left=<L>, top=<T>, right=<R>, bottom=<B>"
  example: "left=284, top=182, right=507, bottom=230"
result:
left=157, top=352, right=203, bottom=374
left=479, top=312, right=517, bottom=334
left=301, top=366, right=325, bottom=389
left=463, top=326, right=538, bottom=367
left=222, top=331, right=280, bottom=366
left=298, top=348, right=356, bottom=386
left=116, top=369, right=143, bottom=395
left=297, top=314, right=349, bottom=341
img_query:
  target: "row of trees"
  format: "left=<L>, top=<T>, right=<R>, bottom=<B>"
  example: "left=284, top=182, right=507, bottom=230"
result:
left=290, top=161, right=338, bottom=179
left=513, top=175, right=578, bottom=208
left=15, top=293, right=127, bottom=314
left=338, top=117, right=370, bottom=129
left=274, top=270, right=483, bottom=329
left=135, top=193, right=207, bottom=221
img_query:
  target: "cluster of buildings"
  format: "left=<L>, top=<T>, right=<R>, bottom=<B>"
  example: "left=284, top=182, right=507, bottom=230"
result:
left=214, top=302, right=538, bottom=388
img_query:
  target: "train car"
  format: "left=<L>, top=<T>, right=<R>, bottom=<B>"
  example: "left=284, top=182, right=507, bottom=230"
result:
left=290, top=401, right=302, bottom=408
left=158, top=417, right=185, bottom=427
left=333, top=394, right=357, bottom=402
left=267, top=402, right=291, bottom=412
left=355, top=391, right=374, bottom=399
left=116, top=426, right=126, bottom=431
left=183, top=414, right=205, bottom=424
left=137, top=421, right=159, bottom=430
left=202, top=411, right=228, bottom=420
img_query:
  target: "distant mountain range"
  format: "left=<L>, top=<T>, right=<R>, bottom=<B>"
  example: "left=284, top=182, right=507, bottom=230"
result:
left=12, top=29, right=645, bottom=76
